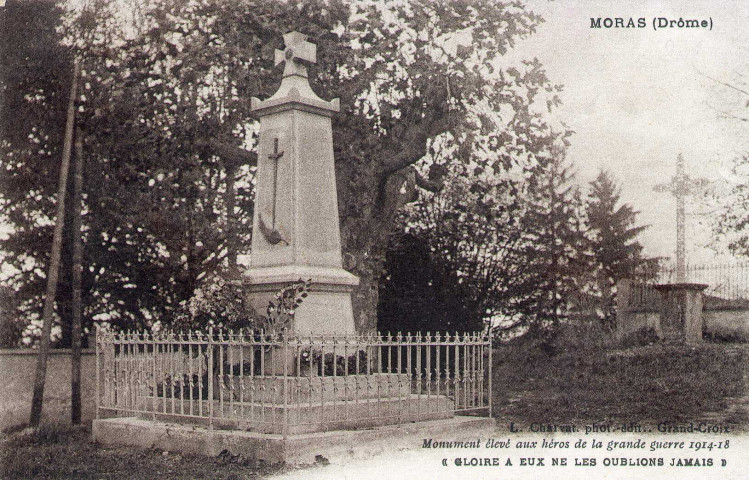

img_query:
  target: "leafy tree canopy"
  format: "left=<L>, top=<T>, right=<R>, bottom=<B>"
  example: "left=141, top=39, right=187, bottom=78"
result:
left=713, top=157, right=749, bottom=257
left=1, top=0, right=564, bottom=340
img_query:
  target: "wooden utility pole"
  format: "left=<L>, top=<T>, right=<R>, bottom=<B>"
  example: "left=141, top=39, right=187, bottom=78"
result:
left=29, top=59, right=80, bottom=427
left=71, top=124, right=84, bottom=424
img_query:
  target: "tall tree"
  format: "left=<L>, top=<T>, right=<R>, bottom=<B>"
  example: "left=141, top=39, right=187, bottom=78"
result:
left=520, top=146, right=590, bottom=331
left=713, top=156, right=749, bottom=257
left=585, top=170, right=653, bottom=322
left=703, top=73, right=749, bottom=257
left=326, top=2, right=561, bottom=332
left=379, top=172, right=544, bottom=334
left=70, top=124, right=84, bottom=424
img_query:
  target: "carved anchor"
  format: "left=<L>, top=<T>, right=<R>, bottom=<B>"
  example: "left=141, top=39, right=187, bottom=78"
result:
left=258, top=138, right=289, bottom=245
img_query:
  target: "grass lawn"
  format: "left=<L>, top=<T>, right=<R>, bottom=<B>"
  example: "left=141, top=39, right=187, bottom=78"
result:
left=0, top=423, right=294, bottom=480
left=492, top=334, right=748, bottom=426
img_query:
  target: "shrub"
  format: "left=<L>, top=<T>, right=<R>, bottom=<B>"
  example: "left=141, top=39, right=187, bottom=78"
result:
left=543, top=321, right=617, bottom=353
left=298, top=348, right=368, bottom=376
left=618, top=326, right=660, bottom=348
left=172, top=276, right=311, bottom=333
left=8, top=423, right=84, bottom=446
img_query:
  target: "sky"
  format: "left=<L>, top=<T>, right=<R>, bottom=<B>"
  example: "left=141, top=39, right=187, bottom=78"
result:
left=511, top=0, right=749, bottom=265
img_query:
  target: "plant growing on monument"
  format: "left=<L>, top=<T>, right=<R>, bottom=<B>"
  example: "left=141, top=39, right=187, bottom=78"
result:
left=171, top=275, right=249, bottom=332
left=162, top=277, right=312, bottom=399
left=172, top=276, right=311, bottom=333
left=257, top=278, right=312, bottom=334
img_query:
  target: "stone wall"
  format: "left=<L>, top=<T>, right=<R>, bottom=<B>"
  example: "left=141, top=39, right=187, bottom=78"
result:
left=704, top=309, right=749, bottom=341
left=0, top=349, right=97, bottom=430
left=616, top=279, right=749, bottom=342
left=616, top=300, right=749, bottom=342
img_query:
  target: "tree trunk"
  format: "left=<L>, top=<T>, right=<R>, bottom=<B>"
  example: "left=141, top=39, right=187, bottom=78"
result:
left=71, top=125, right=84, bottom=424
left=339, top=164, right=423, bottom=333
left=349, top=252, right=386, bottom=333
left=29, top=59, right=79, bottom=427
left=225, top=165, right=237, bottom=270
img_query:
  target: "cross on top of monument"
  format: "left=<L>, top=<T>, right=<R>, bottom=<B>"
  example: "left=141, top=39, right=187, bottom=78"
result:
left=251, top=30, right=339, bottom=117
left=274, top=31, right=316, bottom=79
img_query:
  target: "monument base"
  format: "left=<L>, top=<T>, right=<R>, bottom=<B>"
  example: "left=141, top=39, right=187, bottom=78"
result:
left=135, top=373, right=457, bottom=435
left=243, top=265, right=359, bottom=335
left=136, top=393, right=455, bottom=435
left=654, top=283, right=708, bottom=345
left=92, top=416, right=495, bottom=465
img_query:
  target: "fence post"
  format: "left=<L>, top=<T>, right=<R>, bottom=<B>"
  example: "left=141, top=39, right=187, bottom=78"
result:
left=488, top=334, right=493, bottom=418
left=95, top=324, right=100, bottom=419
left=282, top=333, right=289, bottom=440
left=151, top=331, right=156, bottom=421
left=208, top=327, right=213, bottom=430
left=453, top=331, right=459, bottom=411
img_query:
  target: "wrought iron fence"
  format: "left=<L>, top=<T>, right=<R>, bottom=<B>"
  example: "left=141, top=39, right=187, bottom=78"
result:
left=622, top=283, right=662, bottom=311
left=658, top=262, right=749, bottom=301
left=619, top=262, right=749, bottom=312
left=96, top=329, right=491, bottom=436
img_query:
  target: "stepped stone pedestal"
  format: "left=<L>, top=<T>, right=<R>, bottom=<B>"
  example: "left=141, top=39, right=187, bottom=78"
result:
left=227, top=373, right=412, bottom=404
left=135, top=373, right=456, bottom=435
left=93, top=416, right=495, bottom=465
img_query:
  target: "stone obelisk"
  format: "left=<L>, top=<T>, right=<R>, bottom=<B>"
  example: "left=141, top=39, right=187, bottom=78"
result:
left=244, top=32, right=358, bottom=335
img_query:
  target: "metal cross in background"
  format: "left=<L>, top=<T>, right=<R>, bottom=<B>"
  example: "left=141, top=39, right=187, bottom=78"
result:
left=654, top=153, right=711, bottom=282
left=268, top=138, right=284, bottom=229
